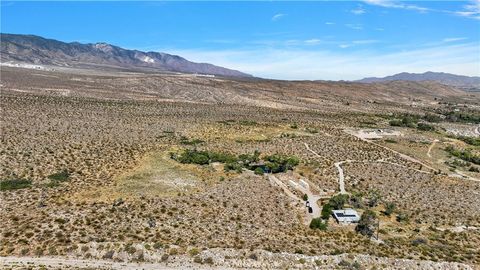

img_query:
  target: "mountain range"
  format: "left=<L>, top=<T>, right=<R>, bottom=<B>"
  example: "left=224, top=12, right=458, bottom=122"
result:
left=0, top=33, right=252, bottom=78
left=2, top=33, right=479, bottom=90
left=357, top=72, right=480, bottom=92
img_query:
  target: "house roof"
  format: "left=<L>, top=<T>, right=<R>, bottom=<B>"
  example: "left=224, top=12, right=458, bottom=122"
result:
left=332, top=209, right=360, bottom=222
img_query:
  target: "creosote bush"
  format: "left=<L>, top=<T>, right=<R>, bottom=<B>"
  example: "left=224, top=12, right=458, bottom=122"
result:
left=309, top=218, right=328, bottom=230
left=0, top=179, right=32, bottom=191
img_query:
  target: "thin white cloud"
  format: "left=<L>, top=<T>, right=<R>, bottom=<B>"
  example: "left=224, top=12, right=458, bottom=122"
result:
left=345, top=24, right=363, bottom=30
left=249, top=39, right=327, bottom=47
left=454, top=0, right=480, bottom=20
left=352, top=39, right=379, bottom=45
left=325, top=22, right=335, bottom=25
left=351, top=7, right=366, bottom=15
left=338, top=40, right=379, bottom=49
left=304, top=39, right=322, bottom=45
left=442, top=37, right=468, bottom=43
left=365, top=0, right=480, bottom=20
left=363, top=0, right=397, bottom=8
left=271, top=13, right=285, bottom=21
left=363, top=0, right=429, bottom=12
left=163, top=42, right=480, bottom=80
left=205, top=39, right=237, bottom=44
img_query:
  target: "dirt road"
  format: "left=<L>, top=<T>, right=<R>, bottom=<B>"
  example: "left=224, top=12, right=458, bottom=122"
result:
left=334, top=161, right=351, bottom=194
left=304, top=142, right=322, bottom=158
left=348, top=130, right=437, bottom=172
left=427, top=139, right=439, bottom=158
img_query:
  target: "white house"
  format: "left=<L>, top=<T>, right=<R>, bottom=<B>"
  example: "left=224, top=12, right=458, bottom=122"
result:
left=332, top=209, right=360, bottom=224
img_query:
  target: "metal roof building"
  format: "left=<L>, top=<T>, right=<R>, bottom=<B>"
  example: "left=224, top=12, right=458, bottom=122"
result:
left=332, top=209, right=360, bottom=224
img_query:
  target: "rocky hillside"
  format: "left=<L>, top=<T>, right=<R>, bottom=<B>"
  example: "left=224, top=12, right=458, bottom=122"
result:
left=357, top=71, right=480, bottom=92
left=0, top=33, right=252, bottom=77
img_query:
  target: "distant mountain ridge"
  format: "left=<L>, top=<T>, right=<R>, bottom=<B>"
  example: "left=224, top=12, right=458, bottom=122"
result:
left=357, top=72, right=480, bottom=92
left=0, top=33, right=252, bottom=77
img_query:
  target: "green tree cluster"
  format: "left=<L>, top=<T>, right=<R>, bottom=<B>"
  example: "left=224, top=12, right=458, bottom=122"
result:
left=445, top=146, right=480, bottom=165
left=320, top=194, right=349, bottom=219
left=0, top=179, right=32, bottom=191
left=172, top=149, right=300, bottom=173
left=356, top=210, right=377, bottom=237
left=309, top=218, right=328, bottom=230
left=264, top=154, right=299, bottom=173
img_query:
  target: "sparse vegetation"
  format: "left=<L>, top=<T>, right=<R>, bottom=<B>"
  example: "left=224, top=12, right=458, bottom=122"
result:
left=0, top=179, right=32, bottom=191
left=309, top=218, right=328, bottom=230
left=383, top=202, right=396, bottom=216
left=179, top=137, right=204, bottom=145
left=445, top=146, right=480, bottom=165
left=417, top=123, right=435, bottom=131
left=356, top=210, right=377, bottom=237
left=452, top=135, right=480, bottom=146
left=0, top=67, right=478, bottom=267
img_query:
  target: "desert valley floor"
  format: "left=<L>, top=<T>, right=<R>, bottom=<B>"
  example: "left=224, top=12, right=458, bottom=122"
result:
left=1, top=66, right=479, bottom=269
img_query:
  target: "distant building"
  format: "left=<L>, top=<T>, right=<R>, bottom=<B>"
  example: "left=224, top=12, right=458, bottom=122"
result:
left=332, top=209, right=360, bottom=224
left=299, top=179, right=309, bottom=189
left=194, top=73, right=215, bottom=78
left=289, top=180, right=298, bottom=188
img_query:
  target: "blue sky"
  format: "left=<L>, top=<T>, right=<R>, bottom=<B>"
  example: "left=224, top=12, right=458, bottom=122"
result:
left=2, top=1, right=479, bottom=80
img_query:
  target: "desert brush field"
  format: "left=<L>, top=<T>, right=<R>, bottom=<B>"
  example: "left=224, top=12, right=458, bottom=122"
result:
left=1, top=66, right=479, bottom=269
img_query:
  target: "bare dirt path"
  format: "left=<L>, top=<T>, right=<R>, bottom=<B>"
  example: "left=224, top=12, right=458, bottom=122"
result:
left=0, top=256, right=231, bottom=270
left=427, top=139, right=439, bottom=158
left=334, top=161, right=351, bottom=194
left=348, top=131, right=437, bottom=172
left=303, top=143, right=351, bottom=195
left=475, top=125, right=480, bottom=136
left=304, top=142, right=322, bottom=158
left=347, top=131, right=480, bottom=181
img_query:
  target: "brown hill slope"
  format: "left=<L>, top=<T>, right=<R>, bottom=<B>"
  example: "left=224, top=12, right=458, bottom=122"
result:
left=1, top=67, right=476, bottom=113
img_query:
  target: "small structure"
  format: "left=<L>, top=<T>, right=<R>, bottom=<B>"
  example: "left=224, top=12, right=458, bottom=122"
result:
left=289, top=180, right=298, bottom=188
left=299, top=179, right=309, bottom=189
left=332, top=209, right=360, bottom=224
